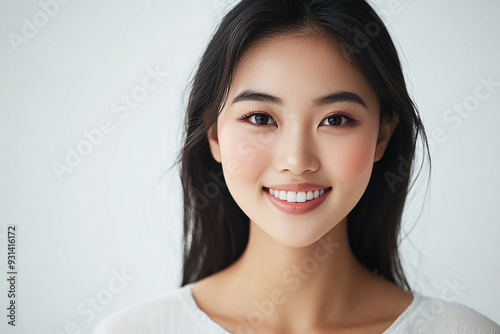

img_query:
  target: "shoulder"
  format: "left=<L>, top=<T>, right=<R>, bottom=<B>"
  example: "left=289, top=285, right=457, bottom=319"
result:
left=389, top=293, right=500, bottom=334
left=92, top=283, right=200, bottom=334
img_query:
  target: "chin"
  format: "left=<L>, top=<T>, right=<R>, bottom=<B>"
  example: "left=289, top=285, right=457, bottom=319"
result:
left=265, top=221, right=340, bottom=249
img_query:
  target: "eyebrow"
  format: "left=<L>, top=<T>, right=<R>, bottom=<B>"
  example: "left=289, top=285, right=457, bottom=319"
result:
left=231, top=89, right=367, bottom=109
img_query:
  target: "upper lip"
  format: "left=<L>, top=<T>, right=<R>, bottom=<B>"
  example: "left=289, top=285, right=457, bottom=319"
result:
left=264, top=183, right=331, bottom=192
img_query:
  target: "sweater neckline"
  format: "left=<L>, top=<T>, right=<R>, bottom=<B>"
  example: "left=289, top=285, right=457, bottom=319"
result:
left=181, top=282, right=421, bottom=333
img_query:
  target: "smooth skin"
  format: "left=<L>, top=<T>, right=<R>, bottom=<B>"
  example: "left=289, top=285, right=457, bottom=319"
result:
left=194, top=32, right=411, bottom=334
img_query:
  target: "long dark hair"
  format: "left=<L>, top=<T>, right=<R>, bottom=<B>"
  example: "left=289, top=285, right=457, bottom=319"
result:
left=175, top=0, right=430, bottom=290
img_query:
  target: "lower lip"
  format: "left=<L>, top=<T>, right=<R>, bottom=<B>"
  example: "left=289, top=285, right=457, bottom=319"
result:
left=263, top=187, right=331, bottom=215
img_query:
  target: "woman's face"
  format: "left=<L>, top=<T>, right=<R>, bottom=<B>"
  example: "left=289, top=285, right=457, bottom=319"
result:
left=207, top=33, right=397, bottom=248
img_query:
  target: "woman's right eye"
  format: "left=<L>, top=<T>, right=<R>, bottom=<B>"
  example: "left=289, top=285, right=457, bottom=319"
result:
left=240, top=112, right=276, bottom=126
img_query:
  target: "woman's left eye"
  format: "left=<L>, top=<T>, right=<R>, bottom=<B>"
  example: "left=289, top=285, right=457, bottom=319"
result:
left=320, top=114, right=354, bottom=127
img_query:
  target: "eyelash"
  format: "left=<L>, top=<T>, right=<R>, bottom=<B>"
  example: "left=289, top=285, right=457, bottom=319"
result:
left=239, top=111, right=357, bottom=129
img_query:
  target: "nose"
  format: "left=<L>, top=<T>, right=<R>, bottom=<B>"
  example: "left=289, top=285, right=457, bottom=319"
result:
left=274, top=125, right=320, bottom=175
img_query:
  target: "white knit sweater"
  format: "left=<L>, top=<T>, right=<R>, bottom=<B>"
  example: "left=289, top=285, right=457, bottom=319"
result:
left=94, top=283, right=500, bottom=334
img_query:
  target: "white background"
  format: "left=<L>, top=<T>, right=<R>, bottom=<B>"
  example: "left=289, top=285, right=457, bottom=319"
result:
left=0, top=0, right=499, bottom=333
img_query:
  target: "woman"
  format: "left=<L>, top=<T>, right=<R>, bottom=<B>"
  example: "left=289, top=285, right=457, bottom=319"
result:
left=95, top=0, right=500, bottom=333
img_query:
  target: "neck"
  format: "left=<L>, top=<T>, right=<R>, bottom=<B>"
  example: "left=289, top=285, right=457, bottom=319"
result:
left=218, top=217, right=374, bottom=330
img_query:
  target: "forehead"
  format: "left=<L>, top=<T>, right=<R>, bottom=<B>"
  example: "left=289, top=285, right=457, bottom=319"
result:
left=228, top=33, right=378, bottom=109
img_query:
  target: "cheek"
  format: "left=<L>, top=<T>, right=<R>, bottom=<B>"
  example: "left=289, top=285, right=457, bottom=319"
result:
left=326, top=131, right=377, bottom=182
left=218, top=126, right=273, bottom=184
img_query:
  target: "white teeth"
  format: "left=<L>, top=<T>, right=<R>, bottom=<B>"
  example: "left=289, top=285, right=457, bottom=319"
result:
left=279, top=191, right=287, bottom=200
left=297, top=192, right=306, bottom=203
left=267, top=188, right=328, bottom=203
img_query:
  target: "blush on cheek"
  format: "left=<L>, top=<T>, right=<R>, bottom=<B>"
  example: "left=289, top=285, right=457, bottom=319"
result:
left=219, top=128, right=272, bottom=180
left=335, top=135, right=377, bottom=180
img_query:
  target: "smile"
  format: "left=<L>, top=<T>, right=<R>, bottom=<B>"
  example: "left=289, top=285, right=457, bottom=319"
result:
left=263, top=186, right=332, bottom=214
left=265, top=187, right=330, bottom=203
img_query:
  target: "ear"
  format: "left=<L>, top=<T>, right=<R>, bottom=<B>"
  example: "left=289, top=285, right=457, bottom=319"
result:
left=374, top=113, right=399, bottom=162
left=207, top=122, right=222, bottom=163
